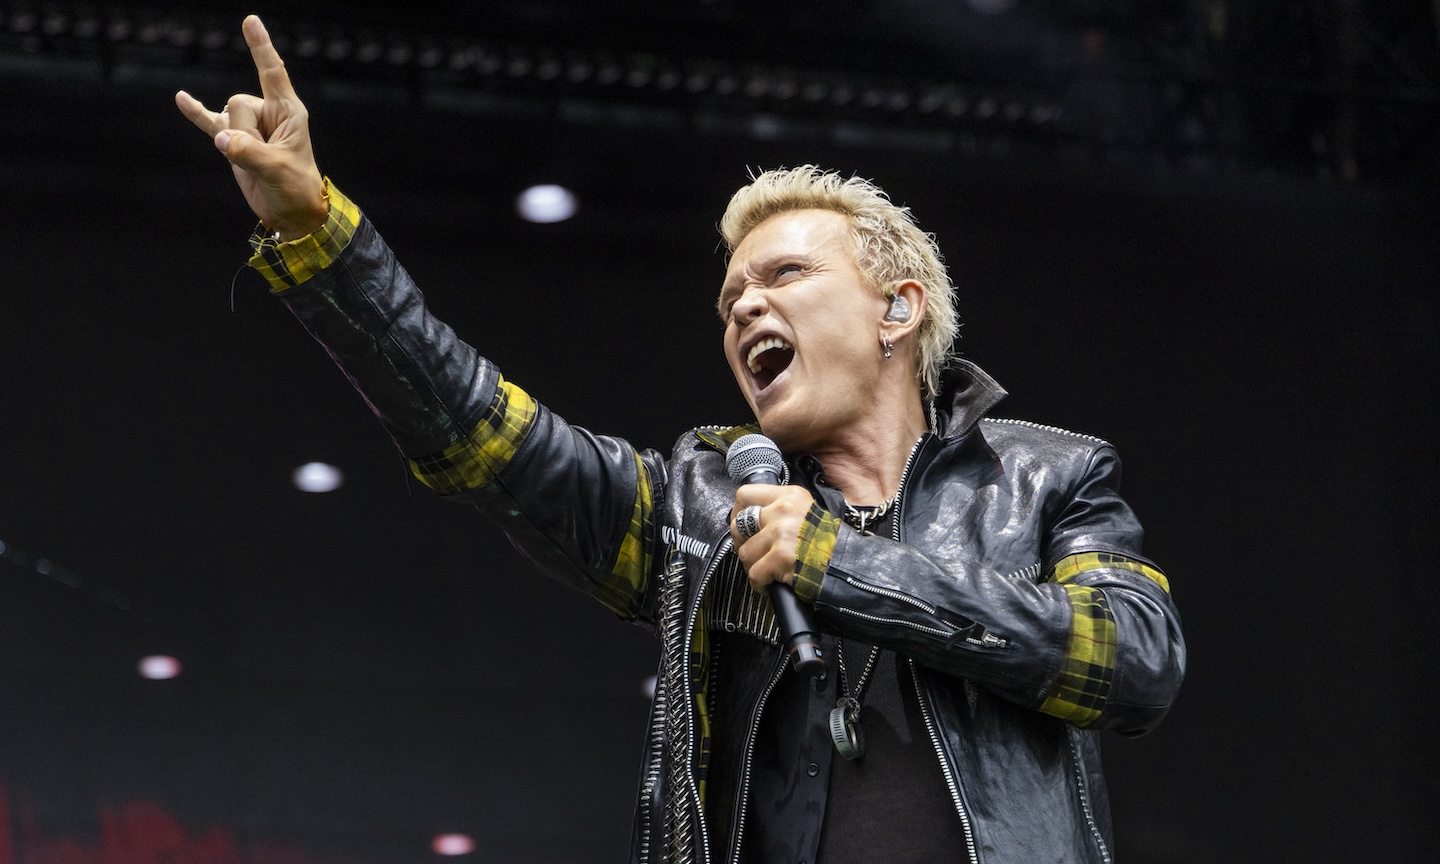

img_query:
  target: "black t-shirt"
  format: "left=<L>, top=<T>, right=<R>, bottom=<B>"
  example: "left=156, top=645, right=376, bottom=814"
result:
left=729, top=504, right=972, bottom=863
left=813, top=642, right=971, bottom=864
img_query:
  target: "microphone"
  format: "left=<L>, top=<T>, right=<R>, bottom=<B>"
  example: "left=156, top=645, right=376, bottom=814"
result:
left=726, top=434, right=825, bottom=678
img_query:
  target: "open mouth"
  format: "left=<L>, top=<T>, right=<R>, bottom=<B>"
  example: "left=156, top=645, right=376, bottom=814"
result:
left=746, top=337, right=795, bottom=390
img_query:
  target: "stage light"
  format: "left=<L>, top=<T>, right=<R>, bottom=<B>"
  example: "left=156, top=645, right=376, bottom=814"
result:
left=516, top=185, right=577, bottom=223
left=431, top=834, right=475, bottom=856
left=293, top=462, right=344, bottom=493
left=138, top=655, right=182, bottom=680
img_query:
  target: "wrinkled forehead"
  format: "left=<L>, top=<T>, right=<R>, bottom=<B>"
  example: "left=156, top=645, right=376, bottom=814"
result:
left=720, top=209, right=857, bottom=284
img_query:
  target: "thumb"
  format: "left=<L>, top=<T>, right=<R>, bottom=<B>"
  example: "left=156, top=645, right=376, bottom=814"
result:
left=215, top=129, right=264, bottom=168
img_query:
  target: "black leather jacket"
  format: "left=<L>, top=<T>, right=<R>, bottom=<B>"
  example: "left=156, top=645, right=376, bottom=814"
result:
left=270, top=211, right=1185, bottom=864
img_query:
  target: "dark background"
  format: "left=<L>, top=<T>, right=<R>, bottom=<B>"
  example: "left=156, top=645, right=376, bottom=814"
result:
left=1, top=1, right=1437, bottom=862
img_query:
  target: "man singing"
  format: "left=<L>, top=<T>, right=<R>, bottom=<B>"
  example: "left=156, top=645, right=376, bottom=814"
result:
left=178, top=16, right=1184, bottom=864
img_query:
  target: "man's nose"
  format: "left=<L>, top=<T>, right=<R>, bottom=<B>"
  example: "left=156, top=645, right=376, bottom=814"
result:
left=731, top=285, right=767, bottom=323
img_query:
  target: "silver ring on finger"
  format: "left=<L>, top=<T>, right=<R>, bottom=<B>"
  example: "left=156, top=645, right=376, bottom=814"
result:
left=736, top=505, right=762, bottom=541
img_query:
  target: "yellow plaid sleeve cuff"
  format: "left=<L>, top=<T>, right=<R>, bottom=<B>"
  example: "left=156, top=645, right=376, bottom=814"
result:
left=1053, top=551, right=1170, bottom=593
left=410, top=377, right=655, bottom=620
left=591, top=451, right=658, bottom=620
left=1038, top=552, right=1168, bottom=726
left=409, top=377, right=538, bottom=495
left=247, top=178, right=360, bottom=292
left=791, top=504, right=841, bottom=603
left=1039, top=584, right=1116, bottom=727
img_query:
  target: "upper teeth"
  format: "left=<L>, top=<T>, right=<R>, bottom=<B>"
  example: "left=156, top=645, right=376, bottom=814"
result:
left=747, top=337, right=793, bottom=373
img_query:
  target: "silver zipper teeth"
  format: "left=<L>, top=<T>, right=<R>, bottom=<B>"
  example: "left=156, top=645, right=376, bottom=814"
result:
left=642, top=553, right=690, bottom=863
left=638, top=666, right=668, bottom=862
left=1067, top=732, right=1113, bottom=864
left=841, top=574, right=936, bottom=614
left=891, top=433, right=926, bottom=544
left=833, top=605, right=952, bottom=638
left=982, top=417, right=1109, bottom=446
left=899, top=436, right=978, bottom=863
left=911, top=659, right=979, bottom=864
left=661, top=552, right=695, bottom=864
left=727, top=650, right=789, bottom=864
left=674, top=537, right=732, bottom=864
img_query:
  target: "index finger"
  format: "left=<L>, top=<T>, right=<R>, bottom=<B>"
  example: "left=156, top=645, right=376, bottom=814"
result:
left=242, top=14, right=295, bottom=100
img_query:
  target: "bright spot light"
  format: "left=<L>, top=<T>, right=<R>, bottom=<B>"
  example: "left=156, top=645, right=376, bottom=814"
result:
left=642, top=675, right=658, bottom=700
left=138, top=655, right=182, bottom=680
left=432, top=833, right=475, bottom=856
left=516, top=184, right=577, bottom=223
left=293, top=462, right=344, bottom=493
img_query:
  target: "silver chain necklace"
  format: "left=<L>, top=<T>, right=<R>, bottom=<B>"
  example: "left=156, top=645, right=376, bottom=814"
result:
left=841, top=491, right=899, bottom=535
left=831, top=638, right=882, bottom=760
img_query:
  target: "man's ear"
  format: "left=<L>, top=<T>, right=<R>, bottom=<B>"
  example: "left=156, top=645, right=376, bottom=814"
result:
left=881, top=279, right=927, bottom=343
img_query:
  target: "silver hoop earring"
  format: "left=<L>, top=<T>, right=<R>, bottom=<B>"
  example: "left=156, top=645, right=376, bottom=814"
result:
left=882, top=336, right=894, bottom=358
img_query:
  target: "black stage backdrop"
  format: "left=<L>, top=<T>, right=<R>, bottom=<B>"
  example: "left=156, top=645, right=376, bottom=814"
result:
left=1, top=39, right=1437, bottom=864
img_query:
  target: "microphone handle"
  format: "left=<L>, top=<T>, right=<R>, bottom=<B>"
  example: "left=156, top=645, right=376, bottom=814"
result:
left=742, top=466, right=826, bottom=678
left=769, top=581, right=826, bottom=677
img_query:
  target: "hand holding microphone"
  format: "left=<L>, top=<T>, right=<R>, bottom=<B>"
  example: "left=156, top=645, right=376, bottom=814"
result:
left=726, top=434, right=825, bottom=677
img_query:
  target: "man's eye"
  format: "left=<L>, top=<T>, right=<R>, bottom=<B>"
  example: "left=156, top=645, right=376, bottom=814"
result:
left=777, top=264, right=802, bottom=276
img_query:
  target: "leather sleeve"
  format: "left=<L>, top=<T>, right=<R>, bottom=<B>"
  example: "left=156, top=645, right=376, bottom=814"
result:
left=274, top=214, right=667, bottom=623
left=812, top=443, right=1184, bottom=736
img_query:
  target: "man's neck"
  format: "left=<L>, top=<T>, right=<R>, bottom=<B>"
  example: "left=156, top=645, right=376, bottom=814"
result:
left=808, top=402, right=928, bottom=506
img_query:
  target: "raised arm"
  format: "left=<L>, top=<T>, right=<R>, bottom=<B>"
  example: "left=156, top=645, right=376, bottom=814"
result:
left=175, top=15, right=327, bottom=240
left=177, top=17, right=667, bottom=627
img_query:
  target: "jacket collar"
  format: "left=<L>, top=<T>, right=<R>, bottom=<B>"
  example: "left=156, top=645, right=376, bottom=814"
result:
left=936, top=358, right=1007, bottom=439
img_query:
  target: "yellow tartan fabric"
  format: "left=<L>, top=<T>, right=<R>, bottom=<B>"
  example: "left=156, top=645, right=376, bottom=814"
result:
left=247, top=178, right=360, bottom=292
left=409, top=377, right=538, bottom=495
left=410, top=377, right=655, bottom=620
left=1053, top=551, right=1170, bottom=593
left=590, top=450, right=658, bottom=619
left=1039, top=551, right=1168, bottom=726
left=1039, top=584, right=1117, bottom=727
left=791, top=504, right=841, bottom=603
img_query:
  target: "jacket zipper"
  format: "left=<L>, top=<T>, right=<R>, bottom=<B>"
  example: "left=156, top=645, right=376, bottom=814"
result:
left=839, top=574, right=938, bottom=613
left=832, top=605, right=953, bottom=638
left=850, top=433, right=935, bottom=633
left=639, top=552, right=687, bottom=863
left=1067, top=732, right=1113, bottom=864
left=896, top=435, right=979, bottom=864
left=911, top=660, right=980, bottom=864
left=675, top=537, right=734, bottom=864
left=725, top=649, right=789, bottom=864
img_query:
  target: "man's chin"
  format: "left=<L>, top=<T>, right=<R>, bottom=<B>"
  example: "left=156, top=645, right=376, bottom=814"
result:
left=754, top=413, right=808, bottom=454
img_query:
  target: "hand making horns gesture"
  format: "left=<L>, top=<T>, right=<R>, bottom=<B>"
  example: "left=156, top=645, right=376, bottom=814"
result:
left=175, top=15, right=328, bottom=241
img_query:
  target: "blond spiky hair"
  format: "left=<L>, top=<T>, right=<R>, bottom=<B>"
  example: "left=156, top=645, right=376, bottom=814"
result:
left=718, top=165, right=959, bottom=403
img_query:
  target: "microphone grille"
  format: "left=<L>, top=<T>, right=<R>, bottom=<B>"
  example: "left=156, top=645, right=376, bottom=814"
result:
left=725, top=434, right=784, bottom=482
